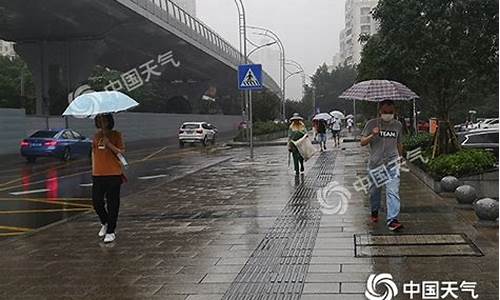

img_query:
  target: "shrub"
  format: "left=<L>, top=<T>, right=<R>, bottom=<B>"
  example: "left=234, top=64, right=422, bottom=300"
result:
left=427, top=149, right=497, bottom=179
left=234, top=121, right=288, bottom=141
left=403, top=133, right=433, bottom=151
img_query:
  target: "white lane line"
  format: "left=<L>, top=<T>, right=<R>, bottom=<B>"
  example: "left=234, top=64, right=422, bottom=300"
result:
left=9, top=189, right=50, bottom=196
left=80, top=183, right=93, bottom=187
left=138, top=174, right=168, bottom=180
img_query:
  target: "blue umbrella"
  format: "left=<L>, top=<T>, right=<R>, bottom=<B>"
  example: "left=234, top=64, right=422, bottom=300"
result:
left=62, top=91, right=139, bottom=118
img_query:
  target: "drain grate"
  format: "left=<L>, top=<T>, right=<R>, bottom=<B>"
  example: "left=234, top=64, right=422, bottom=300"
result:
left=354, top=233, right=483, bottom=257
left=222, top=152, right=337, bottom=300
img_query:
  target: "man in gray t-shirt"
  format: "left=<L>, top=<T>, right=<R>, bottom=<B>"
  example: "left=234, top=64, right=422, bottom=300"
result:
left=360, top=100, right=403, bottom=231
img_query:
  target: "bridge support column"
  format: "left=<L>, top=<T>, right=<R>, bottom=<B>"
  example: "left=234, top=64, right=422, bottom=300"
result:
left=15, top=40, right=106, bottom=115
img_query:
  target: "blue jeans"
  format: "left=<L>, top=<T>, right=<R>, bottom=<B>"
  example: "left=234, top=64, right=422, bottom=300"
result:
left=369, top=166, right=401, bottom=223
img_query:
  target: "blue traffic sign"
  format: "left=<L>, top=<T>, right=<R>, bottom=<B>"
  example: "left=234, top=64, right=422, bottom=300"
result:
left=238, top=64, right=263, bottom=91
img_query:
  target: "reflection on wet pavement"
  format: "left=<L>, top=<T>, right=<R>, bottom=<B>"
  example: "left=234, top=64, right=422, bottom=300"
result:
left=0, top=144, right=238, bottom=238
left=0, top=141, right=497, bottom=299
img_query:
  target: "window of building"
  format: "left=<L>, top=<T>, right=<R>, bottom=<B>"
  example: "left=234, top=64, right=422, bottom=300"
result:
left=360, top=7, right=371, bottom=15
left=360, top=25, right=371, bottom=34
left=360, top=15, right=371, bottom=24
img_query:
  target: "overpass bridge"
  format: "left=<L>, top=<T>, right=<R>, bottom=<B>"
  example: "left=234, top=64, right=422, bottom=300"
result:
left=0, top=0, right=281, bottom=115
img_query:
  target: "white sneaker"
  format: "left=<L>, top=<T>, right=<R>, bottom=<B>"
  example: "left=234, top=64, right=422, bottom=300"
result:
left=104, top=233, right=116, bottom=243
left=98, top=224, right=107, bottom=237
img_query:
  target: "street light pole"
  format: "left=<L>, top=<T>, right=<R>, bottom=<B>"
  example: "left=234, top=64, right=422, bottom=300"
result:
left=285, top=60, right=306, bottom=99
left=234, top=0, right=254, bottom=160
left=247, top=26, right=285, bottom=120
left=247, top=41, right=277, bottom=58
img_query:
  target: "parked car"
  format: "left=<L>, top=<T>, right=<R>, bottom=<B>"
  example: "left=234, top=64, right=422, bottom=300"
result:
left=20, top=129, right=92, bottom=163
left=479, top=118, right=499, bottom=129
left=178, top=122, right=217, bottom=147
left=458, top=129, right=499, bottom=158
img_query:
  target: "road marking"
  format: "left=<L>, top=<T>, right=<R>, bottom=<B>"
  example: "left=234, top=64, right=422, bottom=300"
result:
left=0, top=197, right=92, bottom=208
left=141, top=146, right=169, bottom=161
left=138, top=174, right=168, bottom=180
left=0, top=208, right=90, bottom=214
left=0, top=225, right=32, bottom=232
left=0, top=232, right=25, bottom=237
left=0, top=149, right=195, bottom=192
left=9, top=189, right=50, bottom=196
left=80, top=183, right=93, bottom=187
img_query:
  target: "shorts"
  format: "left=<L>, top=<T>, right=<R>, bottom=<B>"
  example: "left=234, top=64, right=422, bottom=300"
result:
left=318, top=133, right=327, bottom=142
left=332, top=130, right=340, bottom=137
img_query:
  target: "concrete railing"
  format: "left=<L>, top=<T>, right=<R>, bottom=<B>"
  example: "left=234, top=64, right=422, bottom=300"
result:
left=124, top=0, right=281, bottom=95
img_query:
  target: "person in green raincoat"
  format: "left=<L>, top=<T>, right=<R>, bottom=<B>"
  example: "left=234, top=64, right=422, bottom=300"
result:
left=288, top=113, right=307, bottom=176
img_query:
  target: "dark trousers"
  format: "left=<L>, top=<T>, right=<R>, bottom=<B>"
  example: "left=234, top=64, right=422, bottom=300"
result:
left=291, top=151, right=304, bottom=173
left=92, top=176, right=122, bottom=234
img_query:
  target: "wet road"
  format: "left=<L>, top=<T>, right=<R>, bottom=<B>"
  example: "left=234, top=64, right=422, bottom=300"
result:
left=0, top=141, right=240, bottom=238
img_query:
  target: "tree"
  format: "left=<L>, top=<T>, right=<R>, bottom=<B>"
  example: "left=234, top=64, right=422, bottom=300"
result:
left=0, top=56, right=36, bottom=113
left=358, top=0, right=498, bottom=156
left=310, top=63, right=357, bottom=115
left=252, top=91, right=281, bottom=122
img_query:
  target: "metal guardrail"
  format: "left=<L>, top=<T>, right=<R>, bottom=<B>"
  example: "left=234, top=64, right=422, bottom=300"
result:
left=127, top=0, right=281, bottom=95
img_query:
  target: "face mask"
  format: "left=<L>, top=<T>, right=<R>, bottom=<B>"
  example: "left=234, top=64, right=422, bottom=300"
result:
left=381, top=114, right=394, bottom=122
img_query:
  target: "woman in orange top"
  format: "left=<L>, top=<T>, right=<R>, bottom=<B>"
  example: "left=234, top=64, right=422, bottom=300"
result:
left=92, top=114, right=125, bottom=243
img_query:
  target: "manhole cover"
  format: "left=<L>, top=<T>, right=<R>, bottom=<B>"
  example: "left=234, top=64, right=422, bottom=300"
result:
left=354, top=233, right=483, bottom=257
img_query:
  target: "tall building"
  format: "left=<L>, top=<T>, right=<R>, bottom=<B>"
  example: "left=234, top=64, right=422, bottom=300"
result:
left=334, top=0, right=379, bottom=66
left=172, top=0, right=196, bottom=16
left=0, top=40, right=16, bottom=59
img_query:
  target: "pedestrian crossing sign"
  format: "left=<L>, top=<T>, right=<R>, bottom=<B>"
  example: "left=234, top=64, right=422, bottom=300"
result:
left=238, top=64, right=263, bottom=90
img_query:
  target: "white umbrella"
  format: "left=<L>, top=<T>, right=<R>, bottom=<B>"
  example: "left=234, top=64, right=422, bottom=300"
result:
left=346, top=114, right=354, bottom=119
left=313, top=113, right=333, bottom=121
left=62, top=91, right=139, bottom=118
left=330, top=110, right=345, bottom=119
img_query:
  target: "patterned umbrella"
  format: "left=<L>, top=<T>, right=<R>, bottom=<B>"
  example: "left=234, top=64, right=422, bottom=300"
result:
left=339, top=80, right=419, bottom=102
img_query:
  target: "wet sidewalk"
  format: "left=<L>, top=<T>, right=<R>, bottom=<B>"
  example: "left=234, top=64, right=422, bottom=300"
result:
left=0, top=138, right=497, bottom=299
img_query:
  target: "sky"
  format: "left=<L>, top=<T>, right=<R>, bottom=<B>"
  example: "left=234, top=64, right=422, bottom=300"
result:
left=196, top=0, right=346, bottom=100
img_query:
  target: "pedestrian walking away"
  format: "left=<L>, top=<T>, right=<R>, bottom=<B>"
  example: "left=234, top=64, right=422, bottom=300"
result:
left=288, top=113, right=306, bottom=176
left=360, top=100, right=404, bottom=231
left=317, top=119, right=328, bottom=151
left=347, top=118, right=354, bottom=133
left=92, top=114, right=126, bottom=243
left=331, top=118, right=341, bottom=147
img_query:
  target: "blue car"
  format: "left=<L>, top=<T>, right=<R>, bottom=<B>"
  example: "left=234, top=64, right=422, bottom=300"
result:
left=20, top=129, right=92, bottom=163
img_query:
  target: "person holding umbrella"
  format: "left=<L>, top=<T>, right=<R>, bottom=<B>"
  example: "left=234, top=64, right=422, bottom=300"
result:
left=63, top=91, right=139, bottom=242
left=92, top=114, right=125, bottom=243
left=360, top=100, right=403, bottom=231
left=340, top=80, right=419, bottom=231
left=331, top=118, right=341, bottom=147
left=288, top=113, right=306, bottom=176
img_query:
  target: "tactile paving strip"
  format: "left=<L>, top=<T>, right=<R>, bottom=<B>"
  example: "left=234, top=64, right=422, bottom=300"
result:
left=354, top=233, right=483, bottom=257
left=222, top=152, right=336, bottom=300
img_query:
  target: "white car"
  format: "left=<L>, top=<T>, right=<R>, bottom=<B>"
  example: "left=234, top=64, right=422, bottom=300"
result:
left=178, top=122, right=217, bottom=147
left=479, top=118, right=499, bottom=129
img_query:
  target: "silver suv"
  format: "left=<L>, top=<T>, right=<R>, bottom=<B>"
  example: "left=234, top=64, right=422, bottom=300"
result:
left=178, top=122, right=217, bottom=147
